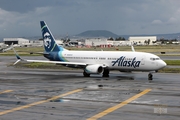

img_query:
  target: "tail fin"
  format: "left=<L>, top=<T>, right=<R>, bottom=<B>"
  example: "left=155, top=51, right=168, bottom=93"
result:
left=40, top=21, right=66, bottom=52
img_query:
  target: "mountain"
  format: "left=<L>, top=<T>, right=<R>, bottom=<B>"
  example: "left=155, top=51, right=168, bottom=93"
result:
left=76, top=30, right=180, bottom=40
left=76, top=30, right=119, bottom=38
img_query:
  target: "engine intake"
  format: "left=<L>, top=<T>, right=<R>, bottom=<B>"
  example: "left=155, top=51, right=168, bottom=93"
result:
left=85, top=64, right=103, bottom=74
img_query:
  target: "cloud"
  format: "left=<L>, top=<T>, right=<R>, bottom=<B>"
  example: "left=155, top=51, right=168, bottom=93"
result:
left=166, top=17, right=177, bottom=25
left=0, top=0, right=180, bottom=39
left=151, top=20, right=163, bottom=25
left=0, top=0, right=81, bottom=13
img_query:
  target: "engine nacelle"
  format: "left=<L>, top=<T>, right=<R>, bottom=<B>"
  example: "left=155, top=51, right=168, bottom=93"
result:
left=85, top=64, right=104, bottom=74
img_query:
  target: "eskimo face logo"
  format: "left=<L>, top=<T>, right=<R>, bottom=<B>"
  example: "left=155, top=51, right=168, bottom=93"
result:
left=44, top=32, right=51, bottom=49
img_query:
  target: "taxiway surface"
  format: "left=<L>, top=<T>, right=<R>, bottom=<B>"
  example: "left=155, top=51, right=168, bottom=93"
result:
left=0, top=56, right=180, bottom=120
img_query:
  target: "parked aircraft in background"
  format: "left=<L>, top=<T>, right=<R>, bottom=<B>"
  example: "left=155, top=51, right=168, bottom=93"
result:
left=13, top=21, right=166, bottom=81
left=0, top=43, right=13, bottom=52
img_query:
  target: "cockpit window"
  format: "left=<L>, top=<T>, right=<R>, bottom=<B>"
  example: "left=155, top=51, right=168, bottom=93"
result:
left=150, top=58, right=160, bottom=61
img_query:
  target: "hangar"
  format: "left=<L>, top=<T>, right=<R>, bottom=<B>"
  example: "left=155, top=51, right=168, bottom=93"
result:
left=3, top=38, right=30, bottom=46
left=129, top=36, right=157, bottom=45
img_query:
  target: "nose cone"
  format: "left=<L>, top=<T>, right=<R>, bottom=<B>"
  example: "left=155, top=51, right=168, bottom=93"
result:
left=159, top=60, right=167, bottom=69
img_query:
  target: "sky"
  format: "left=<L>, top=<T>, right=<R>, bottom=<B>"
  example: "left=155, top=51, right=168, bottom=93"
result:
left=0, top=0, right=180, bottom=40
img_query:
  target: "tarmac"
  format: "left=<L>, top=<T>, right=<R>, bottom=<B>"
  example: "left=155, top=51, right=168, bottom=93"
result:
left=0, top=56, right=180, bottom=120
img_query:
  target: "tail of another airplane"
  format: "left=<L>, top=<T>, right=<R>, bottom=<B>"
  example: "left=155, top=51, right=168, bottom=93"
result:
left=40, top=21, right=66, bottom=53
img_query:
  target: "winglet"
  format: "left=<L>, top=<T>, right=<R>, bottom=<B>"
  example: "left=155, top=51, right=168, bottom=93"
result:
left=131, top=43, right=135, bottom=52
left=12, top=47, right=23, bottom=65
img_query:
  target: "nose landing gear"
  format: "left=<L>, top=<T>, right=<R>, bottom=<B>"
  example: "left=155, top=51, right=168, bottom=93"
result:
left=148, top=73, right=153, bottom=82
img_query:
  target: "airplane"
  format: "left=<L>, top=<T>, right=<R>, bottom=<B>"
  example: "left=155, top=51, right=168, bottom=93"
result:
left=0, top=43, right=13, bottom=53
left=13, top=21, right=167, bottom=81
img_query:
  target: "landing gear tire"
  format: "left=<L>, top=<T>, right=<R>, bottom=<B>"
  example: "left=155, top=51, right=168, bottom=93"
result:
left=148, top=73, right=153, bottom=82
left=102, top=69, right=109, bottom=77
left=83, top=71, right=90, bottom=77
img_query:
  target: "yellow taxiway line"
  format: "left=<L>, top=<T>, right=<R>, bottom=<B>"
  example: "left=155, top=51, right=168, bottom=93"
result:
left=0, top=89, right=83, bottom=116
left=87, top=89, right=151, bottom=120
left=0, top=90, right=13, bottom=94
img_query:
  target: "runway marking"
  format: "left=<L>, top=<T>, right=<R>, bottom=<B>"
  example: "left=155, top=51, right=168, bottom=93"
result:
left=87, top=89, right=151, bottom=120
left=0, top=90, right=13, bottom=94
left=0, top=89, right=83, bottom=116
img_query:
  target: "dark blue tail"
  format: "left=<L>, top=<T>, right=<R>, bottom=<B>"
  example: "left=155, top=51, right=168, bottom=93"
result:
left=40, top=21, right=62, bottom=52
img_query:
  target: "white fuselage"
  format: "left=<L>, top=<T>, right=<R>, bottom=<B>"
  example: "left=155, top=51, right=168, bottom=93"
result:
left=58, top=51, right=166, bottom=71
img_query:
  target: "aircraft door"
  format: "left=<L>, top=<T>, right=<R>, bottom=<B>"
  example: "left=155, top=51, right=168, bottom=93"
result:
left=141, top=55, right=145, bottom=65
left=95, top=57, right=100, bottom=64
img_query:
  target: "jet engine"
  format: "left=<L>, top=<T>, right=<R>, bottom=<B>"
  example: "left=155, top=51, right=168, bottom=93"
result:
left=85, top=64, right=104, bottom=74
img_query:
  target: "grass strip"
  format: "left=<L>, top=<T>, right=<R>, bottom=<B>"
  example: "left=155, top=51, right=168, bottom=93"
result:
left=164, top=60, right=180, bottom=65
left=158, top=68, right=180, bottom=73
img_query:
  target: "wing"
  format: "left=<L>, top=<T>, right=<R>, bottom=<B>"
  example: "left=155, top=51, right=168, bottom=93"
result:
left=12, top=47, right=86, bottom=66
left=23, top=59, right=86, bottom=66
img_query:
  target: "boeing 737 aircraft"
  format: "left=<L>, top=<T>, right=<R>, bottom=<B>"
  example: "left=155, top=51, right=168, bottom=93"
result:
left=14, top=21, right=166, bottom=80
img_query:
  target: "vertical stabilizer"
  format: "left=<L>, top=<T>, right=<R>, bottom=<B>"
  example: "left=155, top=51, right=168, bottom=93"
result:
left=40, top=21, right=63, bottom=52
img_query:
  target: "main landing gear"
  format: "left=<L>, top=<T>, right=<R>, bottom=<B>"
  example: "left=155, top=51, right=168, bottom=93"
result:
left=83, top=71, right=90, bottom=77
left=102, top=69, right=109, bottom=77
left=148, top=72, right=153, bottom=82
left=83, top=69, right=110, bottom=77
